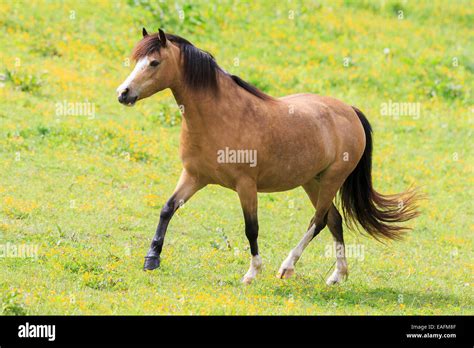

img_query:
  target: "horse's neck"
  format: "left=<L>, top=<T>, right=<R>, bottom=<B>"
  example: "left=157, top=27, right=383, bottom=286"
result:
left=171, top=73, right=263, bottom=134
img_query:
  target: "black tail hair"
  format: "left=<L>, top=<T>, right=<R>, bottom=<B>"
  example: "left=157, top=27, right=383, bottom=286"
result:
left=339, top=107, right=421, bottom=241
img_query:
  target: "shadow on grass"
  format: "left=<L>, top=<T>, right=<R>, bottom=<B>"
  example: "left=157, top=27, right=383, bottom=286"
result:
left=268, top=278, right=463, bottom=310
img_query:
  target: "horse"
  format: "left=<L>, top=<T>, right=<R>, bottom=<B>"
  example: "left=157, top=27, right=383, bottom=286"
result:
left=116, top=28, right=421, bottom=285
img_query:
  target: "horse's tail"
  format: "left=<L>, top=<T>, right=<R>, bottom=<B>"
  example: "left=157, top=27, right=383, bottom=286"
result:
left=339, top=106, right=422, bottom=241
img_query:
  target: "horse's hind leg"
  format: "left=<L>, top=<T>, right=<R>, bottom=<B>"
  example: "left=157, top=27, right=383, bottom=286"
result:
left=277, top=173, right=347, bottom=281
left=277, top=179, right=322, bottom=279
left=326, top=204, right=348, bottom=285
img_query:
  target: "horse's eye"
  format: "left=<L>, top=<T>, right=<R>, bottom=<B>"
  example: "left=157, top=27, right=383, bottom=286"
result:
left=150, top=60, right=160, bottom=67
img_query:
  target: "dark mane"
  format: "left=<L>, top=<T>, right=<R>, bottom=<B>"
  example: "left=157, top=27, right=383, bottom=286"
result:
left=131, top=32, right=271, bottom=100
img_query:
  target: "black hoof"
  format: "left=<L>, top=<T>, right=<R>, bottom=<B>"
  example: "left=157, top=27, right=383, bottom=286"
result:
left=143, top=256, right=160, bottom=271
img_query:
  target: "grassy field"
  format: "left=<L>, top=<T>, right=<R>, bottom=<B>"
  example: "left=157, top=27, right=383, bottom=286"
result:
left=0, top=0, right=472, bottom=315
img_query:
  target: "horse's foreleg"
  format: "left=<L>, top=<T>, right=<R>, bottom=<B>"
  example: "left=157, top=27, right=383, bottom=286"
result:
left=236, top=178, right=261, bottom=284
left=143, top=170, right=204, bottom=271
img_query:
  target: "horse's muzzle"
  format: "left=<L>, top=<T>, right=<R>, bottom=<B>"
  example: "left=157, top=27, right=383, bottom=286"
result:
left=118, top=88, right=138, bottom=106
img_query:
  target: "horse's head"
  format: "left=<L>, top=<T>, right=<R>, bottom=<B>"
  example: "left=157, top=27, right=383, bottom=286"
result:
left=117, top=28, right=181, bottom=106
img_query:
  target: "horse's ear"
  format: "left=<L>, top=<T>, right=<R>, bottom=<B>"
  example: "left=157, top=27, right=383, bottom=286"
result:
left=158, top=28, right=167, bottom=47
left=142, top=27, right=148, bottom=37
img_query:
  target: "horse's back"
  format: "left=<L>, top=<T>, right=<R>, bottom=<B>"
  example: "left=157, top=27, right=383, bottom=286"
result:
left=278, top=93, right=366, bottom=155
left=279, top=93, right=360, bottom=122
left=275, top=92, right=366, bottom=173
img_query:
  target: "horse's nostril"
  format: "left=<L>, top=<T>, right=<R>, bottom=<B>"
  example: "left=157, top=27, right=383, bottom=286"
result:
left=118, top=88, right=130, bottom=103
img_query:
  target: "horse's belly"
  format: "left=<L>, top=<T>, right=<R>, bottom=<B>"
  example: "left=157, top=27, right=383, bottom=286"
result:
left=256, top=157, right=328, bottom=192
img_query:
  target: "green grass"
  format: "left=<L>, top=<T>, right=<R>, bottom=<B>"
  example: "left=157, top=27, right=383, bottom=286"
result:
left=0, top=0, right=472, bottom=314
